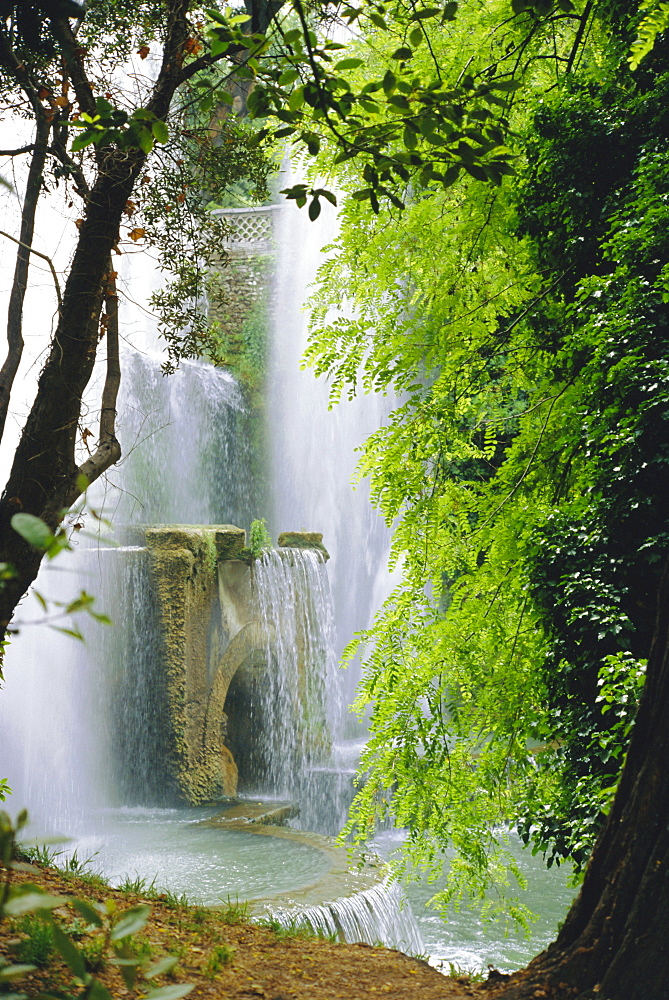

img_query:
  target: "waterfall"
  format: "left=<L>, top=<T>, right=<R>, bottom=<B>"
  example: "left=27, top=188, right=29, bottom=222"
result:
left=268, top=196, right=396, bottom=731
left=0, top=184, right=427, bottom=959
left=268, top=880, right=424, bottom=955
left=102, top=350, right=264, bottom=529
left=225, top=547, right=339, bottom=801
left=0, top=353, right=256, bottom=831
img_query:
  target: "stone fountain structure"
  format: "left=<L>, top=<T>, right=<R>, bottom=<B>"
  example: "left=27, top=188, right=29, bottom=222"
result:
left=122, top=524, right=330, bottom=807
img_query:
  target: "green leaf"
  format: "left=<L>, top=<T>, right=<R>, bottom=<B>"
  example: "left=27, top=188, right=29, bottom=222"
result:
left=367, top=11, right=386, bottom=29
left=412, top=7, right=441, bottom=18
left=0, top=964, right=36, bottom=981
left=391, top=47, right=413, bottom=60
left=11, top=513, right=53, bottom=551
left=145, top=956, right=179, bottom=979
left=334, top=58, right=364, bottom=70
left=313, top=188, right=337, bottom=206
left=138, top=127, right=154, bottom=154
left=144, top=986, right=194, bottom=1000
left=52, top=924, right=87, bottom=979
left=71, top=131, right=101, bottom=152
left=3, top=891, right=67, bottom=916
left=71, top=898, right=103, bottom=927
left=50, top=626, right=85, bottom=642
left=308, top=196, right=322, bottom=221
left=403, top=124, right=418, bottom=150
left=110, top=904, right=151, bottom=941
left=110, top=957, right=140, bottom=989
left=288, top=88, right=305, bottom=111
left=152, top=120, right=168, bottom=144
left=87, top=982, right=114, bottom=1000
left=489, top=78, right=522, bottom=92
left=90, top=612, right=113, bottom=625
left=382, top=70, right=397, bottom=96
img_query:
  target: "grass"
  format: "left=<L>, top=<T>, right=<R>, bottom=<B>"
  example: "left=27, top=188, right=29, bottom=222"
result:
left=160, top=889, right=191, bottom=910
left=203, top=943, right=236, bottom=977
left=12, top=914, right=53, bottom=967
left=17, top=843, right=62, bottom=867
left=218, top=896, right=250, bottom=926
left=117, top=873, right=158, bottom=896
left=255, top=915, right=337, bottom=943
left=445, top=961, right=487, bottom=983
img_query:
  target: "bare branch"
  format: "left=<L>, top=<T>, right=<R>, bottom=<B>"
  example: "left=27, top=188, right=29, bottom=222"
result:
left=0, top=115, right=52, bottom=445
left=72, top=262, right=121, bottom=499
left=0, top=146, right=36, bottom=157
left=0, top=230, right=63, bottom=310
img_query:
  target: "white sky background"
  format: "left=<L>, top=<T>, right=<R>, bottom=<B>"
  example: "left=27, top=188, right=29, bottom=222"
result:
left=0, top=48, right=167, bottom=481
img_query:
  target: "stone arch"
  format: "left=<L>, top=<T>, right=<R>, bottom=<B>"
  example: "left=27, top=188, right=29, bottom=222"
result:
left=202, top=620, right=269, bottom=750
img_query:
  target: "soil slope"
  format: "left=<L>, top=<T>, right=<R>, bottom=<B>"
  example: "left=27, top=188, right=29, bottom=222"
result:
left=0, top=862, right=520, bottom=999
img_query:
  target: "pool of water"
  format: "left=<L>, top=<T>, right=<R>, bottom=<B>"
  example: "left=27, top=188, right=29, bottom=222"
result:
left=52, top=806, right=333, bottom=904
left=372, top=829, right=576, bottom=974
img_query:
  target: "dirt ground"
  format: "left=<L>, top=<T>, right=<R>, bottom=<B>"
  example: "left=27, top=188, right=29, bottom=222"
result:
left=0, top=862, right=523, bottom=1000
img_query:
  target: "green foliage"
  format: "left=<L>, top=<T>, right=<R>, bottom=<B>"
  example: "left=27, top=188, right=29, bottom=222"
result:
left=301, top=0, right=669, bottom=920
left=202, top=942, right=235, bottom=976
left=12, top=914, right=53, bottom=967
left=69, top=97, right=169, bottom=154
left=240, top=518, right=273, bottom=561
left=0, top=811, right=192, bottom=1000
left=249, top=518, right=273, bottom=557
left=629, top=1, right=669, bottom=69
left=217, top=896, right=250, bottom=925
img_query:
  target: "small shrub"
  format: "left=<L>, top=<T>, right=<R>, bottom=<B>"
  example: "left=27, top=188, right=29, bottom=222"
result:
left=80, top=932, right=106, bottom=973
left=14, top=914, right=53, bottom=967
left=203, top=942, right=235, bottom=977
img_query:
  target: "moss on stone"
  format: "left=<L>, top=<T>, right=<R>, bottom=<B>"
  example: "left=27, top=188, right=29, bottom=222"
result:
left=277, top=532, right=330, bottom=561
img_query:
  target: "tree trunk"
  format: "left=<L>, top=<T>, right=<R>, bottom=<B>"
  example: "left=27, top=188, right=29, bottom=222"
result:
left=498, top=559, right=669, bottom=999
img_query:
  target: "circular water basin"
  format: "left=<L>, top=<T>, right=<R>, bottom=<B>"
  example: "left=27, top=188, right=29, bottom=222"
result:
left=57, top=807, right=333, bottom=904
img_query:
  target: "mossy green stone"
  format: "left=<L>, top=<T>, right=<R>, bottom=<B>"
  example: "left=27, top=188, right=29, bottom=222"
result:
left=277, top=532, right=330, bottom=561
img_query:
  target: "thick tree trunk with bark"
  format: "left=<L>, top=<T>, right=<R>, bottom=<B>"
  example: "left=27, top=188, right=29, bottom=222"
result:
left=0, top=1, right=195, bottom=632
left=0, top=148, right=140, bottom=627
left=497, top=559, right=669, bottom=999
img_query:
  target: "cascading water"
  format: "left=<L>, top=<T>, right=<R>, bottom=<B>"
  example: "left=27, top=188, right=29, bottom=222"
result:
left=270, top=880, right=424, bottom=956
left=226, top=547, right=338, bottom=800
left=269, top=198, right=396, bottom=678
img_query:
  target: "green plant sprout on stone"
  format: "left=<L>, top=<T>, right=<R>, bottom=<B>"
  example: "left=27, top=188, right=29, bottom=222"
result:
left=239, top=519, right=274, bottom=562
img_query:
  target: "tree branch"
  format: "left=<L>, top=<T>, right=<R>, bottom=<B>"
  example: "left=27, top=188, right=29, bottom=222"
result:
left=0, top=230, right=62, bottom=310
left=0, top=115, right=52, bottom=446
left=48, top=16, right=96, bottom=115
left=0, top=146, right=36, bottom=157
left=72, top=262, right=121, bottom=501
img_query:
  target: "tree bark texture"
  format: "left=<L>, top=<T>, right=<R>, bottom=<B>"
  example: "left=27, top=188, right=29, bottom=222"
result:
left=497, top=559, right=669, bottom=999
left=0, top=1, right=195, bottom=631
